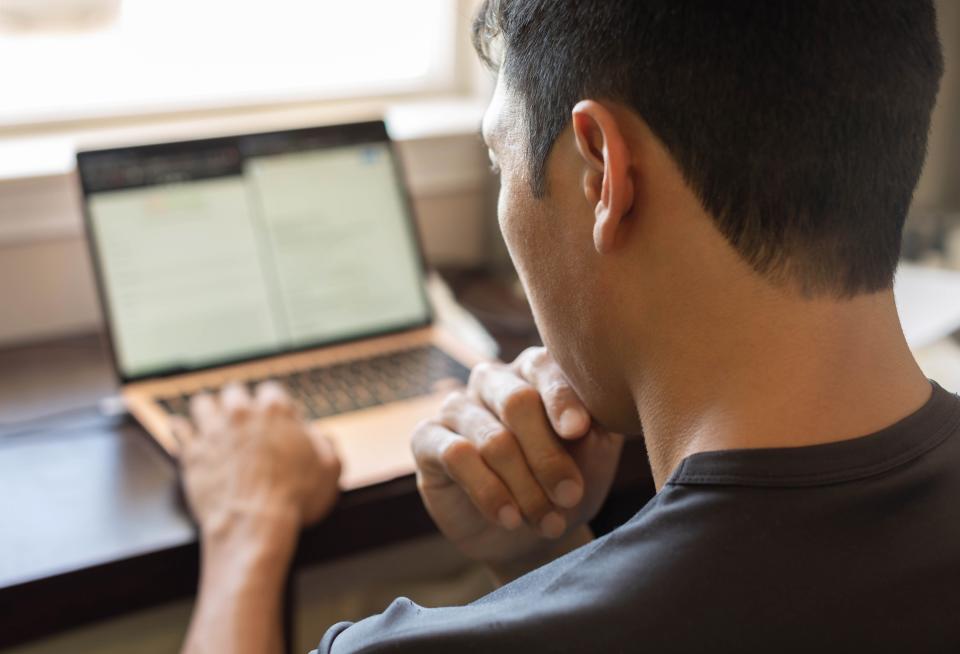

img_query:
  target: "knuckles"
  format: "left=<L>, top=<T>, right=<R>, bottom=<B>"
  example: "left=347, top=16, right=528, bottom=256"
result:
left=261, top=398, right=292, bottom=417
left=499, top=384, right=543, bottom=428
left=439, top=390, right=467, bottom=417
left=530, top=447, right=569, bottom=477
left=409, top=418, right=437, bottom=457
left=517, top=346, right=550, bottom=371
left=411, top=417, right=436, bottom=438
left=467, top=360, right=500, bottom=391
left=476, top=427, right=516, bottom=463
left=224, top=405, right=251, bottom=425
left=439, top=437, right=476, bottom=471
left=540, top=380, right=571, bottom=406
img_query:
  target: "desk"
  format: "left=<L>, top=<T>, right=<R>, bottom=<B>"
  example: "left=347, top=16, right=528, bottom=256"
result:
left=0, top=272, right=655, bottom=649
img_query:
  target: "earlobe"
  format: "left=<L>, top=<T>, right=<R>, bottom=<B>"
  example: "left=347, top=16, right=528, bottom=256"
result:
left=571, top=100, right=635, bottom=256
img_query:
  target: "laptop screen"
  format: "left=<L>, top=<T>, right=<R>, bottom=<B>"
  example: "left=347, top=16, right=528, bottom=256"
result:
left=78, top=122, right=431, bottom=382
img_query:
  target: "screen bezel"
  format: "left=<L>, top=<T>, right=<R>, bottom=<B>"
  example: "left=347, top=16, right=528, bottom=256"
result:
left=78, top=121, right=435, bottom=384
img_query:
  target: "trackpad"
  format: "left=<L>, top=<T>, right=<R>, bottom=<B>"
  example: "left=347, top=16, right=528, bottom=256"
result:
left=315, top=392, right=447, bottom=490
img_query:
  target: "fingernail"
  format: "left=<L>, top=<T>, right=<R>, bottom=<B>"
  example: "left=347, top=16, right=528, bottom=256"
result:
left=558, top=408, right=588, bottom=437
left=498, top=505, right=522, bottom=530
left=554, top=479, right=583, bottom=508
left=540, top=512, right=566, bottom=539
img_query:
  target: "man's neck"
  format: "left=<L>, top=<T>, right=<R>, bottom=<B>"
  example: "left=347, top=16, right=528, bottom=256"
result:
left=630, top=288, right=932, bottom=489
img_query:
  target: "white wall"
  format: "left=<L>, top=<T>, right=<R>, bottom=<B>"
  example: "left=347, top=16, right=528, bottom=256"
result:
left=0, top=0, right=496, bottom=347
left=913, top=0, right=960, bottom=214
left=0, top=0, right=955, bottom=348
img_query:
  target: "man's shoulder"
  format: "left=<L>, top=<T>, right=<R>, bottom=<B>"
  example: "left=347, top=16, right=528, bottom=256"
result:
left=588, top=397, right=960, bottom=647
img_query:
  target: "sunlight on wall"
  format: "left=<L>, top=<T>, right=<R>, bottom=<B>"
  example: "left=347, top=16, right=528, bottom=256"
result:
left=0, top=0, right=455, bottom=126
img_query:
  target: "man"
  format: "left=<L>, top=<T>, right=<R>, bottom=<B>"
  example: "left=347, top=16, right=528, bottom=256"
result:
left=178, top=1, right=957, bottom=652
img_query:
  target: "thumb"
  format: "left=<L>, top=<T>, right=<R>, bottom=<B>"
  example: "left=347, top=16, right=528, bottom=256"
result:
left=511, top=348, right=592, bottom=440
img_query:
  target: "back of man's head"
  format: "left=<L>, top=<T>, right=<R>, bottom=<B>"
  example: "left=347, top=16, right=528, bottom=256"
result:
left=474, top=0, right=944, bottom=297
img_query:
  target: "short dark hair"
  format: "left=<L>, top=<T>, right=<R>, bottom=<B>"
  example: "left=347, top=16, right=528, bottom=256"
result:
left=473, top=0, right=944, bottom=296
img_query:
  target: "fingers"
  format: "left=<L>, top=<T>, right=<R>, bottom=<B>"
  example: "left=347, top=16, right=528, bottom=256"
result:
left=469, top=363, right=585, bottom=511
left=186, top=380, right=296, bottom=437
left=438, top=392, right=564, bottom=536
left=512, top=347, right=590, bottom=439
left=220, top=382, right=253, bottom=423
left=254, top=380, right=296, bottom=417
left=468, top=361, right=530, bottom=417
left=412, top=420, right=522, bottom=530
left=189, top=392, right=221, bottom=434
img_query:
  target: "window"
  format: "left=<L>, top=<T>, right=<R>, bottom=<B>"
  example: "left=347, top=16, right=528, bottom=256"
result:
left=0, top=0, right=457, bottom=128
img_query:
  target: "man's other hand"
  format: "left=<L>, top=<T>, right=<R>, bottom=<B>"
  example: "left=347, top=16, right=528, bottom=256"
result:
left=177, top=381, right=340, bottom=654
left=412, top=347, right=624, bottom=581
left=174, top=381, right=342, bottom=537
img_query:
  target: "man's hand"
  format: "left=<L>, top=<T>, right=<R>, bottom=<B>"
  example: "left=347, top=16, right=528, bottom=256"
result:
left=412, top=347, right=624, bottom=583
left=176, top=381, right=341, bottom=654
left=177, top=381, right=341, bottom=535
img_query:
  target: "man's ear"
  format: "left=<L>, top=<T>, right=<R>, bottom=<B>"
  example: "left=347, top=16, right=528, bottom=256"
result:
left=571, top=100, right=635, bottom=255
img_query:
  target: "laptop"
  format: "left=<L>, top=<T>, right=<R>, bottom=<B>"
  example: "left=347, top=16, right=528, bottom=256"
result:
left=77, top=121, right=487, bottom=490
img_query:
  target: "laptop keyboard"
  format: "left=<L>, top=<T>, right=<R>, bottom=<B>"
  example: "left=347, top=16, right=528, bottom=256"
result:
left=157, top=345, right=471, bottom=421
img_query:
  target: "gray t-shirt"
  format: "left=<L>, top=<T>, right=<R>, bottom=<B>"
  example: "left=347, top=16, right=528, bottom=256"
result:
left=314, top=382, right=960, bottom=653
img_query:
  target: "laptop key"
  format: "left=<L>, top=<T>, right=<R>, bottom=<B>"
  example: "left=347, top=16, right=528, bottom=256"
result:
left=158, top=346, right=470, bottom=423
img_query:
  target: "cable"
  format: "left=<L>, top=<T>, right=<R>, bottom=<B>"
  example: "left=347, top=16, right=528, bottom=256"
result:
left=0, top=417, right=118, bottom=441
left=0, top=401, right=126, bottom=440
left=0, top=404, right=99, bottom=428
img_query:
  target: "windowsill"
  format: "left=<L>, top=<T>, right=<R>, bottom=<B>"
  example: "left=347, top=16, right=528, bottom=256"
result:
left=0, top=93, right=490, bottom=245
left=0, top=93, right=487, bottom=179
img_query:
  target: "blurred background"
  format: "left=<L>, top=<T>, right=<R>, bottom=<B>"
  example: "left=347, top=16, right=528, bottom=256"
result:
left=0, top=1, right=957, bottom=652
left=0, top=0, right=517, bottom=349
left=0, top=0, right=957, bottom=348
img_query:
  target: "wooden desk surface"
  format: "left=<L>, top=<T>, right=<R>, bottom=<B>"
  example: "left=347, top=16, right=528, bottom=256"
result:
left=0, top=274, right=655, bottom=649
